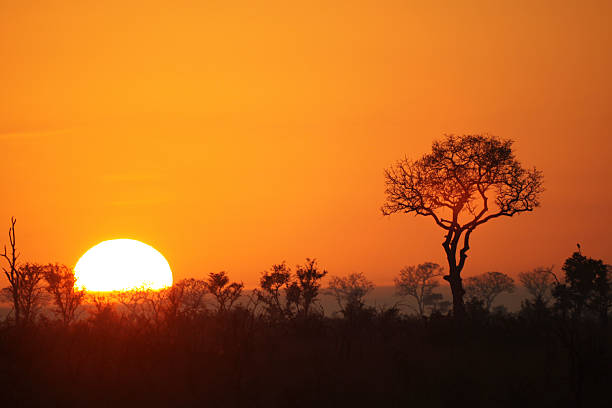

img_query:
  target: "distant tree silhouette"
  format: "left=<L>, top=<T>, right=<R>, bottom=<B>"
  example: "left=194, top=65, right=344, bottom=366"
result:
left=43, top=263, right=85, bottom=325
left=141, top=288, right=169, bottom=328
left=394, top=262, right=443, bottom=317
left=13, top=263, right=47, bottom=324
left=113, top=288, right=147, bottom=323
left=163, top=280, right=185, bottom=322
left=86, top=293, right=117, bottom=327
left=88, top=293, right=112, bottom=313
left=464, top=271, right=515, bottom=312
left=328, top=272, right=374, bottom=315
left=256, top=262, right=292, bottom=320
left=519, top=266, right=555, bottom=305
left=256, top=259, right=327, bottom=320
left=99, top=287, right=171, bottom=327
left=205, top=271, right=244, bottom=313
left=288, top=258, right=327, bottom=318
left=166, top=278, right=208, bottom=319
left=382, top=134, right=543, bottom=317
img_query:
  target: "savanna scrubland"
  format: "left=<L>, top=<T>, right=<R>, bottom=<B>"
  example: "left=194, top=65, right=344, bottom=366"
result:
left=0, top=249, right=610, bottom=408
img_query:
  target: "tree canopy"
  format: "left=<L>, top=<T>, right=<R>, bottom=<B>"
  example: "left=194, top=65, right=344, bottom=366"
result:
left=382, top=134, right=543, bottom=317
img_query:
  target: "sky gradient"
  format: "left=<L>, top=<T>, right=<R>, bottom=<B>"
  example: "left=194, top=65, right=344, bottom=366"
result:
left=1, top=1, right=611, bottom=287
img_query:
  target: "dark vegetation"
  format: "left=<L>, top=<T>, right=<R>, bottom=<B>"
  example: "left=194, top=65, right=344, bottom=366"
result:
left=0, top=220, right=610, bottom=407
left=0, top=135, right=609, bottom=407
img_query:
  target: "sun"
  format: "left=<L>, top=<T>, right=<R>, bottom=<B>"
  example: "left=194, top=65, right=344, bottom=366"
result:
left=74, top=239, right=173, bottom=292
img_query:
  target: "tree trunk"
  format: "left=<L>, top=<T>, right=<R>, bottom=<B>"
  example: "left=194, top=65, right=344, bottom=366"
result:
left=445, top=271, right=466, bottom=319
left=442, top=226, right=473, bottom=320
left=443, top=235, right=466, bottom=319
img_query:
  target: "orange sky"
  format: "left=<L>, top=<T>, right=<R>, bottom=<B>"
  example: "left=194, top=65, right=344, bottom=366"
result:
left=1, top=1, right=611, bottom=287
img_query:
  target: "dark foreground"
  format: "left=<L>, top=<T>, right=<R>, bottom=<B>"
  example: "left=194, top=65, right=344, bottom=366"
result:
left=1, top=307, right=610, bottom=408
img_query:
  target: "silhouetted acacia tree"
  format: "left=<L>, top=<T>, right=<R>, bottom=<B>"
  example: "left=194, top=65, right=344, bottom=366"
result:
left=519, top=266, right=555, bottom=305
left=394, top=262, right=443, bottom=317
left=205, top=271, right=244, bottom=313
left=382, top=134, right=543, bottom=317
left=464, top=271, right=515, bottom=312
left=328, top=272, right=374, bottom=314
left=43, top=263, right=85, bottom=325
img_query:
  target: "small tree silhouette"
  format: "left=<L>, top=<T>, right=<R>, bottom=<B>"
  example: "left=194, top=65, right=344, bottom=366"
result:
left=43, top=263, right=85, bottom=325
left=394, top=262, right=443, bottom=318
left=382, top=134, right=543, bottom=318
left=464, top=271, right=515, bottom=312
left=163, top=282, right=185, bottom=323
left=256, top=262, right=292, bottom=320
left=87, top=293, right=117, bottom=327
left=205, top=271, right=244, bottom=313
left=13, top=263, right=47, bottom=324
left=141, top=288, right=169, bottom=328
left=518, top=266, right=555, bottom=305
left=169, top=278, right=208, bottom=318
left=289, top=258, right=327, bottom=318
left=328, top=272, right=375, bottom=315
left=256, top=259, right=327, bottom=320
left=114, top=287, right=146, bottom=322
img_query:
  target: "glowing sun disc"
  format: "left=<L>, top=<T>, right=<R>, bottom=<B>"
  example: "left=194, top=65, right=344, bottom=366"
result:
left=75, top=239, right=173, bottom=291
